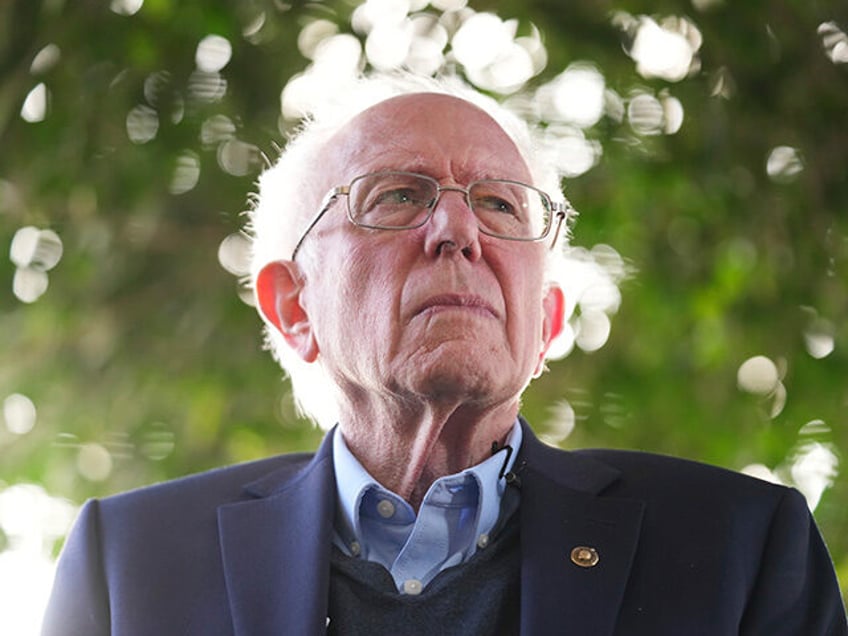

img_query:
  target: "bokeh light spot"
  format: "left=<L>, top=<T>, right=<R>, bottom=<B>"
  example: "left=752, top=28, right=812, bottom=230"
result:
left=541, top=400, right=576, bottom=446
left=0, top=484, right=76, bottom=636
left=126, top=104, right=159, bottom=143
left=466, top=41, right=534, bottom=94
left=627, top=92, right=664, bottom=135
left=546, top=244, right=625, bottom=359
left=187, top=70, right=227, bottom=103
left=236, top=278, right=256, bottom=307
left=196, top=35, right=232, bottom=73
left=452, top=12, right=512, bottom=71
left=603, top=88, right=625, bottom=122
left=742, top=420, right=838, bottom=511
left=741, top=463, right=782, bottom=485
left=791, top=437, right=838, bottom=511
left=298, top=20, right=339, bottom=59
left=804, top=316, right=836, bottom=359
left=12, top=268, right=49, bottom=303
left=218, top=232, right=252, bottom=277
left=110, top=0, right=143, bottom=16
left=141, top=426, right=175, bottom=461
left=766, top=145, right=803, bottom=182
left=242, top=10, right=266, bottom=42
left=3, top=394, right=37, bottom=435
left=281, top=73, right=320, bottom=120
left=661, top=93, right=684, bottom=133
left=516, top=29, right=547, bottom=76
left=143, top=70, right=173, bottom=108
left=818, top=22, right=848, bottom=64
left=169, top=151, right=201, bottom=195
left=546, top=319, right=576, bottom=360
left=624, top=15, right=702, bottom=82
left=575, top=309, right=612, bottom=352
left=431, top=0, right=467, bottom=10
left=538, top=125, right=601, bottom=178
left=768, top=381, right=787, bottom=419
left=405, top=15, right=448, bottom=75
left=710, top=66, right=736, bottom=99
left=737, top=355, right=779, bottom=395
left=355, top=0, right=412, bottom=34
left=546, top=63, right=606, bottom=128
left=20, top=83, right=48, bottom=123
left=10, top=226, right=63, bottom=272
left=366, top=21, right=413, bottom=70
left=281, top=34, right=364, bottom=120
left=314, top=34, right=364, bottom=73
left=0, top=485, right=75, bottom=540
left=217, top=139, right=260, bottom=177
left=30, top=44, right=61, bottom=75
left=200, top=114, right=236, bottom=147
left=77, top=443, right=113, bottom=482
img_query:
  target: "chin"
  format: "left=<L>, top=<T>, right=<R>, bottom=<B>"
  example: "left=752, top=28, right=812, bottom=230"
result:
left=404, top=359, right=517, bottom=405
left=394, top=336, right=528, bottom=399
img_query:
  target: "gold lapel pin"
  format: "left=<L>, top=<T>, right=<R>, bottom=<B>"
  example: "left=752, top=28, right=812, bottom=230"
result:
left=570, top=545, right=600, bottom=568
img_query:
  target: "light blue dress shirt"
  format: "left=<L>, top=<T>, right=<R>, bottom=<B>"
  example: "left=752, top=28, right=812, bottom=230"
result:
left=331, top=420, right=522, bottom=595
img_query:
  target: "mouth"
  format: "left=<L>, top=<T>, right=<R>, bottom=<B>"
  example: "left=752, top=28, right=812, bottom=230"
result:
left=414, top=294, right=499, bottom=319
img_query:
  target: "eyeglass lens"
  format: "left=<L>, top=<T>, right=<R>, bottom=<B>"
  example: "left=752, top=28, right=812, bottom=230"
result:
left=348, top=172, right=551, bottom=239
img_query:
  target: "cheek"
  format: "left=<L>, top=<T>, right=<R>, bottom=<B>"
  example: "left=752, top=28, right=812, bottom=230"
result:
left=501, top=266, right=547, bottom=346
left=330, top=250, right=404, bottom=341
left=509, top=295, right=543, bottom=350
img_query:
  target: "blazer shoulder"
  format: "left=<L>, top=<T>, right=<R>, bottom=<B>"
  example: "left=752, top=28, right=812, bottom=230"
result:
left=571, top=447, right=794, bottom=504
left=100, top=451, right=317, bottom=513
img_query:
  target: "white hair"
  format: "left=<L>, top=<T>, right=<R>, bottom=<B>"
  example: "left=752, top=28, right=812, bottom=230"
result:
left=247, top=72, right=572, bottom=429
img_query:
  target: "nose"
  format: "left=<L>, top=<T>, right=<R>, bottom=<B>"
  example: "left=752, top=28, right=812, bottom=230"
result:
left=423, top=186, right=482, bottom=260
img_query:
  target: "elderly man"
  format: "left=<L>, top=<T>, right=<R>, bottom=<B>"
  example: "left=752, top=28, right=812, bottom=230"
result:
left=43, top=75, right=846, bottom=635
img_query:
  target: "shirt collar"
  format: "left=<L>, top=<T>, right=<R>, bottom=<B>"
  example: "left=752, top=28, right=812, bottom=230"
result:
left=332, top=420, right=523, bottom=548
left=332, top=430, right=380, bottom=543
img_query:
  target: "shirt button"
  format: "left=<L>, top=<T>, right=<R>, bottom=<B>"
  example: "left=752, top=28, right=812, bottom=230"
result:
left=376, top=499, right=396, bottom=518
left=402, top=579, right=423, bottom=595
left=349, top=541, right=361, bottom=557
left=477, top=533, right=490, bottom=549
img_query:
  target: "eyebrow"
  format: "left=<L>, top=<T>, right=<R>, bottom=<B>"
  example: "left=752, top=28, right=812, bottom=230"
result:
left=362, top=163, right=513, bottom=184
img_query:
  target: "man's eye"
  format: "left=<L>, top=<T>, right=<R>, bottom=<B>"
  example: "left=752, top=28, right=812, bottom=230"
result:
left=375, top=189, right=416, bottom=205
left=474, top=196, right=516, bottom=215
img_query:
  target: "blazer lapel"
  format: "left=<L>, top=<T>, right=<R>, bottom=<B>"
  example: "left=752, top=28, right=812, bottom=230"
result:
left=518, top=423, right=645, bottom=636
left=218, top=433, right=336, bottom=636
left=216, top=421, right=644, bottom=635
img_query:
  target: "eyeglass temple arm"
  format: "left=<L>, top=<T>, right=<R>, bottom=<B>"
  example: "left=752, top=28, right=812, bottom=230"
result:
left=289, top=186, right=350, bottom=260
left=548, top=197, right=578, bottom=251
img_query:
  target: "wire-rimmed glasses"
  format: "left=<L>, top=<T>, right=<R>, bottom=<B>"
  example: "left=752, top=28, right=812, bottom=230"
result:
left=290, top=170, right=576, bottom=260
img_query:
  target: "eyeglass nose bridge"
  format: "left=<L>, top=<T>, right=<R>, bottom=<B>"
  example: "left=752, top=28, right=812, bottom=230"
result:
left=413, top=183, right=479, bottom=232
left=430, top=183, right=474, bottom=209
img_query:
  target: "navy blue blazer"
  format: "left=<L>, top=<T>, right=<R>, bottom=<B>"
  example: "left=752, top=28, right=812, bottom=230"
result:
left=42, top=421, right=847, bottom=635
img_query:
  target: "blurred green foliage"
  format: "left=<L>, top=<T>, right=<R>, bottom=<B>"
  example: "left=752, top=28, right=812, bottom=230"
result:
left=1, top=0, right=846, bottom=600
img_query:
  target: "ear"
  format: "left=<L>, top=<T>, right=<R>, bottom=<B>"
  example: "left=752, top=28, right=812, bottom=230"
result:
left=255, top=261, right=319, bottom=362
left=534, top=284, right=566, bottom=376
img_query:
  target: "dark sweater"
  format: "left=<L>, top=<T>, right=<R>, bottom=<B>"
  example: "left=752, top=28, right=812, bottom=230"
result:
left=327, top=492, right=521, bottom=635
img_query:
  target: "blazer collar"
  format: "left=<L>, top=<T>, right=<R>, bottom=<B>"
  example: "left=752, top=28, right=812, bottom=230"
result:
left=517, top=419, right=645, bottom=636
left=217, top=430, right=336, bottom=636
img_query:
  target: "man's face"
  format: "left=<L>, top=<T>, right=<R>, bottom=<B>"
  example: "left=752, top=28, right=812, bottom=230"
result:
left=291, top=94, right=561, bottom=410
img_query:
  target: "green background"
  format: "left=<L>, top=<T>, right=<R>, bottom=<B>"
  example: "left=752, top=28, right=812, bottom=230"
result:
left=1, top=0, right=846, bottom=602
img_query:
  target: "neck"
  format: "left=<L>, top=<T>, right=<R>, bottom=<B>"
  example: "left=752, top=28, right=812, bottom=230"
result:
left=338, top=397, right=518, bottom=510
